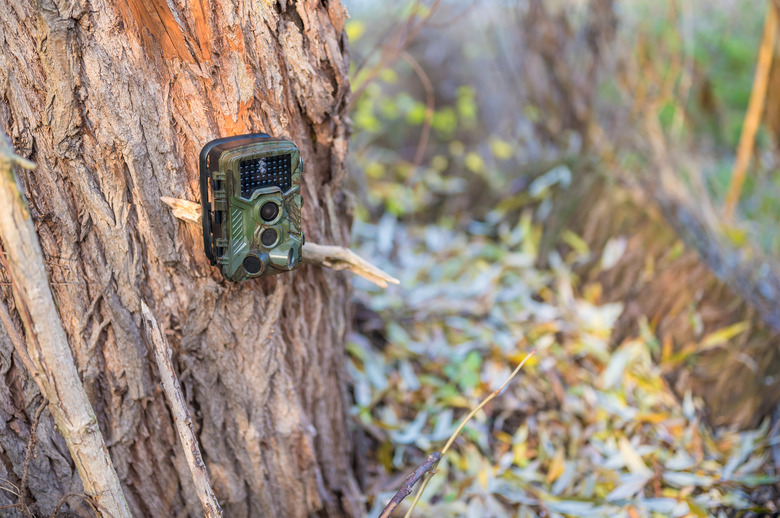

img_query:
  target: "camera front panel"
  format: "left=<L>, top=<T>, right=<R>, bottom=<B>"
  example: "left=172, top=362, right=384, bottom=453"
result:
left=201, top=135, right=304, bottom=281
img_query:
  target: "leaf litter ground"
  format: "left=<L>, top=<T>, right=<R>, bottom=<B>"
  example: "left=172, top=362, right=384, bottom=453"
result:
left=348, top=213, right=780, bottom=518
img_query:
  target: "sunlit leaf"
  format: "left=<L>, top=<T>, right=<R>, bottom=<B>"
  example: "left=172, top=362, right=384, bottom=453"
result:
left=601, top=347, right=632, bottom=390
left=601, top=237, right=627, bottom=270
left=662, top=471, right=714, bottom=488
left=345, top=20, right=365, bottom=42
left=464, top=152, right=484, bottom=173
left=618, top=437, right=651, bottom=476
left=490, top=138, right=514, bottom=160
left=700, top=321, right=750, bottom=350
left=546, top=448, right=566, bottom=484
left=562, top=230, right=590, bottom=257
left=545, top=500, right=596, bottom=516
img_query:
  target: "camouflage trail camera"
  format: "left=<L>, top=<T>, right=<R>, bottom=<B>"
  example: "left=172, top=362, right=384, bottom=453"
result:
left=200, top=133, right=304, bottom=281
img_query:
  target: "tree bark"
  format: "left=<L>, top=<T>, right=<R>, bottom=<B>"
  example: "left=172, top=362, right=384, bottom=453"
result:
left=0, top=0, right=360, bottom=516
left=0, top=137, right=131, bottom=518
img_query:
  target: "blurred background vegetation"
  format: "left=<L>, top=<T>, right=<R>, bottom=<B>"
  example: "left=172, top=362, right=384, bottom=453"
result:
left=340, top=1, right=780, bottom=516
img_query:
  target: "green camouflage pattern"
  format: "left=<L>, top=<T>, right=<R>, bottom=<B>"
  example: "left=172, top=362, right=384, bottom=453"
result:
left=212, top=140, right=304, bottom=281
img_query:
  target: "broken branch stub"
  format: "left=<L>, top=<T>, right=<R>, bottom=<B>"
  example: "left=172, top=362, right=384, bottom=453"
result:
left=160, top=196, right=400, bottom=288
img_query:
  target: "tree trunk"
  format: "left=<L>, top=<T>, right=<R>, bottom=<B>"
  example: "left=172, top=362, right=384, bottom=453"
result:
left=0, top=0, right=360, bottom=516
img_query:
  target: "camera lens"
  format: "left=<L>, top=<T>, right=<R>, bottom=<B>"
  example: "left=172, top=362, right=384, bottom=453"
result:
left=243, top=255, right=264, bottom=274
left=260, top=202, right=279, bottom=221
left=260, top=228, right=278, bottom=247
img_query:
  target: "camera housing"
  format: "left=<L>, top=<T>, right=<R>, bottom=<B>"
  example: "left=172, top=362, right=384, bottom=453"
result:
left=200, top=133, right=304, bottom=281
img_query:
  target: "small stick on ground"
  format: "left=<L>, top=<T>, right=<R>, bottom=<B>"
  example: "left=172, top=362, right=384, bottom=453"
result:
left=378, top=452, right=441, bottom=518
left=140, top=301, right=223, bottom=518
left=160, top=197, right=400, bottom=288
left=403, top=349, right=537, bottom=518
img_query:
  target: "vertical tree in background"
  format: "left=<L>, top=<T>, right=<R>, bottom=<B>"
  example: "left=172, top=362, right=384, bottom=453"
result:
left=0, top=0, right=360, bottom=516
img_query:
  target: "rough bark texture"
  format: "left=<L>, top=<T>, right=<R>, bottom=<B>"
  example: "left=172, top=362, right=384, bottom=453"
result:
left=0, top=139, right=131, bottom=517
left=0, top=0, right=360, bottom=516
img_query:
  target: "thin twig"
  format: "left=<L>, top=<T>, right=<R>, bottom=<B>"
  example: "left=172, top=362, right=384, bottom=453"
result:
left=771, top=403, right=780, bottom=475
left=49, top=492, right=101, bottom=518
left=140, top=301, right=223, bottom=518
left=159, top=197, right=400, bottom=287
left=349, top=0, right=442, bottom=108
left=378, top=452, right=441, bottom=518
left=0, top=479, right=21, bottom=497
left=403, top=349, right=537, bottom=518
left=724, top=1, right=778, bottom=217
left=400, top=51, right=435, bottom=170
left=20, top=400, right=47, bottom=518
left=425, top=0, right=479, bottom=29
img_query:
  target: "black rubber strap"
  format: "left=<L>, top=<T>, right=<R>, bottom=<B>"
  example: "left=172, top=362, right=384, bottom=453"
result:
left=199, top=133, right=271, bottom=265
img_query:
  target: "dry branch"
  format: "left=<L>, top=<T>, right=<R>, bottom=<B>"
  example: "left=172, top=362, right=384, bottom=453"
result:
left=349, top=0, right=442, bottom=108
left=724, top=1, right=778, bottom=217
left=378, top=452, right=441, bottom=518
left=0, top=135, right=131, bottom=517
left=404, top=350, right=537, bottom=517
left=161, top=196, right=203, bottom=225
left=302, top=243, right=399, bottom=288
left=160, top=196, right=400, bottom=287
left=400, top=50, right=434, bottom=168
left=140, top=301, right=223, bottom=518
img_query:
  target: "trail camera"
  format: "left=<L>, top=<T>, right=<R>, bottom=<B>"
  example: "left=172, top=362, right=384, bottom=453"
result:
left=200, top=133, right=304, bottom=281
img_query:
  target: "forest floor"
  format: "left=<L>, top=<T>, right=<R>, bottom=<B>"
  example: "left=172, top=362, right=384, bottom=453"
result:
left=349, top=210, right=780, bottom=518
left=343, top=1, right=780, bottom=517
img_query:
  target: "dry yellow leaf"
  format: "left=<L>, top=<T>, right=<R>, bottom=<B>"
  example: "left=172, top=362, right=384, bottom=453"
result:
left=546, top=448, right=566, bottom=483
left=494, top=431, right=513, bottom=444
left=700, top=321, right=750, bottom=350
left=636, top=412, right=670, bottom=424
left=618, top=437, right=651, bottom=475
left=478, top=468, right=489, bottom=489
left=661, top=335, right=674, bottom=364
left=513, top=442, right=528, bottom=467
